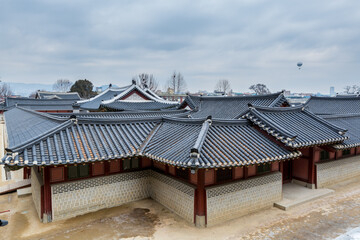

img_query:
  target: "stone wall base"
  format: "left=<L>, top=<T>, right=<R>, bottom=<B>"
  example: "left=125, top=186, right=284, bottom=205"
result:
left=51, top=170, right=195, bottom=223
left=317, top=156, right=360, bottom=188
left=206, top=172, right=282, bottom=227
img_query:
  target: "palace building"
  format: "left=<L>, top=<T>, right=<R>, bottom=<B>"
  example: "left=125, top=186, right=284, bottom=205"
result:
left=2, top=86, right=360, bottom=227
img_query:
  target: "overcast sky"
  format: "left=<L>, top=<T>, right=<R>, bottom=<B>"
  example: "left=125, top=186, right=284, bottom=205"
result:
left=1, top=0, right=360, bottom=94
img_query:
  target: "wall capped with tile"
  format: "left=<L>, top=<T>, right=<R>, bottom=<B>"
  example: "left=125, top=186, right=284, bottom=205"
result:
left=206, top=172, right=282, bottom=226
left=317, top=155, right=360, bottom=188
left=51, top=170, right=150, bottom=221
left=51, top=170, right=195, bottom=223
left=149, top=171, right=195, bottom=223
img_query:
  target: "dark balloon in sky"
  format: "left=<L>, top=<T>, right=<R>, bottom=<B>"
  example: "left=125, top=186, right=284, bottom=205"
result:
left=297, top=62, right=303, bottom=69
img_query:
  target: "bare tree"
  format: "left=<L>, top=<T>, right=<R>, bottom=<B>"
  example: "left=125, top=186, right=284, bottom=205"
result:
left=167, top=71, right=187, bottom=93
left=0, top=83, right=13, bottom=98
left=344, top=86, right=352, bottom=94
left=215, top=79, right=231, bottom=94
left=53, top=79, right=73, bottom=92
left=344, top=85, right=360, bottom=94
left=132, top=73, right=159, bottom=91
left=249, top=84, right=271, bottom=95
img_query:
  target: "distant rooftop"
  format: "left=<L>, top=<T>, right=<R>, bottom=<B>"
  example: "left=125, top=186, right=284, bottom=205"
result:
left=179, top=92, right=289, bottom=119
left=305, top=96, right=360, bottom=115
left=35, top=91, right=80, bottom=100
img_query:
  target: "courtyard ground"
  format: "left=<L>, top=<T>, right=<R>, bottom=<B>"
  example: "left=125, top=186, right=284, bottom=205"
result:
left=1, top=177, right=360, bottom=240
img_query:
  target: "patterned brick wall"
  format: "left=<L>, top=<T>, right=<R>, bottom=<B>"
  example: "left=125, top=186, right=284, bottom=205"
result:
left=31, top=167, right=42, bottom=219
left=149, top=171, right=195, bottom=223
left=51, top=170, right=195, bottom=223
left=51, top=171, right=150, bottom=221
left=206, top=172, right=282, bottom=226
left=316, top=156, right=360, bottom=188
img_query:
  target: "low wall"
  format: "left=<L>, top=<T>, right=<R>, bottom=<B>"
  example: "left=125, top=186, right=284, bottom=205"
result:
left=316, top=156, right=360, bottom=188
left=51, top=170, right=150, bottom=221
left=149, top=171, right=195, bottom=223
left=206, top=172, right=282, bottom=226
left=51, top=170, right=195, bottom=223
left=31, top=167, right=42, bottom=219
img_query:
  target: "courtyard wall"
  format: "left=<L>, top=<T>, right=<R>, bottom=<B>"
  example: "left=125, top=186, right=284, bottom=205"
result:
left=206, top=172, right=282, bottom=226
left=316, top=156, right=360, bottom=188
left=51, top=170, right=195, bottom=223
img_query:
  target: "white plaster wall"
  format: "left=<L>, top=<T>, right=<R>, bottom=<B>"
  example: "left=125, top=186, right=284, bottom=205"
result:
left=206, top=172, right=282, bottom=227
left=317, top=156, right=360, bottom=188
left=31, top=167, right=42, bottom=219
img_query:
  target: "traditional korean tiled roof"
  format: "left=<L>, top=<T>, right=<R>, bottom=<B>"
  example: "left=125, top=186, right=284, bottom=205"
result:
left=76, top=85, right=131, bottom=110
left=4, top=97, right=76, bottom=111
left=50, top=109, right=190, bottom=119
left=36, top=91, right=81, bottom=100
left=323, top=114, right=360, bottom=149
left=179, top=92, right=289, bottom=119
left=77, top=82, right=177, bottom=111
left=1, top=107, right=160, bottom=166
left=305, top=96, right=360, bottom=115
left=101, top=100, right=179, bottom=111
left=142, top=117, right=301, bottom=168
left=4, top=107, right=67, bottom=149
left=245, top=105, right=348, bottom=148
left=100, top=84, right=178, bottom=111
left=1, top=107, right=301, bottom=168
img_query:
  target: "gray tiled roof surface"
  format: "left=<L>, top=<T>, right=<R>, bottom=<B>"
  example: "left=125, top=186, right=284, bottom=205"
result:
left=2, top=108, right=159, bottom=166
left=102, top=101, right=179, bottom=111
left=37, top=92, right=80, bottom=100
left=323, top=114, right=360, bottom=149
left=246, top=106, right=348, bottom=148
left=180, top=93, right=288, bottom=119
left=5, top=97, right=76, bottom=111
left=143, top=118, right=301, bottom=168
left=305, top=96, right=360, bottom=115
left=4, top=107, right=67, bottom=149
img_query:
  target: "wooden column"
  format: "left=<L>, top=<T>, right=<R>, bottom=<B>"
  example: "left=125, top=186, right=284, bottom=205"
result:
left=308, top=148, right=316, bottom=188
left=43, top=167, right=52, bottom=223
left=195, top=169, right=206, bottom=227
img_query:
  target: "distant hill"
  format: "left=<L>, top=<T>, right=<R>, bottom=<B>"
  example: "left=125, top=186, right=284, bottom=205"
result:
left=5, top=82, right=53, bottom=97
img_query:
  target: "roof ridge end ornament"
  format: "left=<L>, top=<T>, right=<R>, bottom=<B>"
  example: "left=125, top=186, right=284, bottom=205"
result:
left=132, top=79, right=136, bottom=85
left=248, top=103, right=254, bottom=109
left=206, top=115, right=212, bottom=125
left=69, top=115, right=78, bottom=124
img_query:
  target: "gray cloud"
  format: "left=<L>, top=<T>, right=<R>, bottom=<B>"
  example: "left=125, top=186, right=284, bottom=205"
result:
left=1, top=0, right=360, bottom=94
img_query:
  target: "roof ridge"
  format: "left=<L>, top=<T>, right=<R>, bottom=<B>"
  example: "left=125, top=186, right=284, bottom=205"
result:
left=138, top=122, right=162, bottom=154
left=14, top=106, right=68, bottom=122
left=195, top=92, right=283, bottom=100
left=268, top=93, right=287, bottom=107
left=322, top=113, right=360, bottom=119
left=189, top=118, right=212, bottom=167
left=303, top=109, right=347, bottom=134
left=250, top=104, right=304, bottom=112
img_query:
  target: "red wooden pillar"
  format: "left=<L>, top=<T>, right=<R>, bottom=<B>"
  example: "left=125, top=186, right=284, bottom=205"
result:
left=194, top=169, right=206, bottom=227
left=308, top=148, right=316, bottom=188
left=43, top=167, right=52, bottom=222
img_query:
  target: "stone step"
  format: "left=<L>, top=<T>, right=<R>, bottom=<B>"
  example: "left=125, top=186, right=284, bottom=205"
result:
left=274, top=183, right=334, bottom=210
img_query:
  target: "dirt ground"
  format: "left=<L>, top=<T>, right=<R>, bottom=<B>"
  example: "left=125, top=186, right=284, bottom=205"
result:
left=1, top=178, right=360, bottom=240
